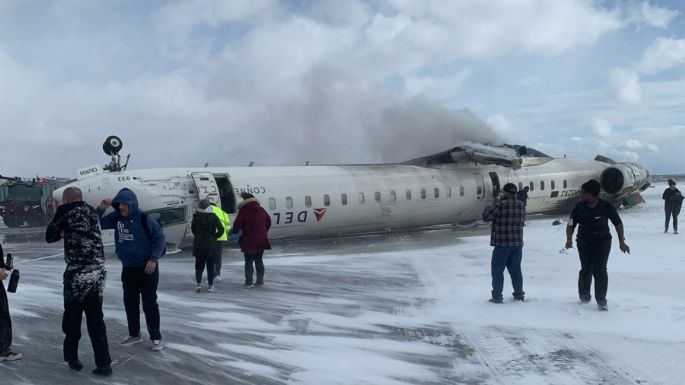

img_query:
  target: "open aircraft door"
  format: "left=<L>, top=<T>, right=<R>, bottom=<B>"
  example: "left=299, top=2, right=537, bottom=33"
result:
left=191, top=172, right=221, bottom=208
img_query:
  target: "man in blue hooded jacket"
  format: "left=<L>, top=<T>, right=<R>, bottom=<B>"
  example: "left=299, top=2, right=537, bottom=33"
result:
left=97, top=188, right=165, bottom=351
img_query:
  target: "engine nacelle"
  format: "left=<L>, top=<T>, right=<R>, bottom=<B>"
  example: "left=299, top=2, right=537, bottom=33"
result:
left=600, top=162, right=650, bottom=196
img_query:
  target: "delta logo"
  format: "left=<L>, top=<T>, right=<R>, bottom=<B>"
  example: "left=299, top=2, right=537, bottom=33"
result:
left=313, top=208, right=327, bottom=222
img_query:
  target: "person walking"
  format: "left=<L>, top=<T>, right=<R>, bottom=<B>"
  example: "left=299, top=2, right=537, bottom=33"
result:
left=663, top=179, right=683, bottom=234
left=210, top=201, right=230, bottom=280
left=231, top=192, right=271, bottom=288
left=517, top=186, right=529, bottom=207
left=97, top=188, right=166, bottom=351
left=565, top=179, right=630, bottom=311
left=0, top=244, right=21, bottom=362
left=191, top=199, right=224, bottom=292
left=482, top=183, right=526, bottom=303
left=46, top=187, right=112, bottom=376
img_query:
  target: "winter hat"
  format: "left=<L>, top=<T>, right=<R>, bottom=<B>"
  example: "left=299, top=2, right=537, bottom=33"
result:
left=581, top=179, right=601, bottom=197
left=240, top=192, right=255, bottom=200
left=502, top=183, right=517, bottom=194
left=199, top=199, right=211, bottom=209
left=668, top=178, right=676, bottom=186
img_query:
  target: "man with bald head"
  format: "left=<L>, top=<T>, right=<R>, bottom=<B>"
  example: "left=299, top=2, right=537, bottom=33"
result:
left=46, top=187, right=112, bottom=376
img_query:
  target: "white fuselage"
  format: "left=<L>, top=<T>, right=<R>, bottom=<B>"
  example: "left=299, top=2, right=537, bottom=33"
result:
left=56, top=156, right=643, bottom=249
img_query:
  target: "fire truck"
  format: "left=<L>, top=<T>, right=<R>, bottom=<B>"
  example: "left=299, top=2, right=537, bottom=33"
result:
left=0, top=176, right=68, bottom=228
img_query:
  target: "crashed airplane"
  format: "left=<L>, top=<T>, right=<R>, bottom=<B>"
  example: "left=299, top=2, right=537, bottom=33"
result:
left=54, top=136, right=650, bottom=250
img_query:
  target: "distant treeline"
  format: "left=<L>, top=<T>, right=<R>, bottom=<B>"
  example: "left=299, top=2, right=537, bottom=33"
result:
left=651, top=175, right=685, bottom=183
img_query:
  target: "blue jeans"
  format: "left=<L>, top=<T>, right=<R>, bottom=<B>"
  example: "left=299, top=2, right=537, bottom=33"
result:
left=491, top=246, right=524, bottom=300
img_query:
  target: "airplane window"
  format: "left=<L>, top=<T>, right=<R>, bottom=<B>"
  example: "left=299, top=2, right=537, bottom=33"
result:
left=375, top=192, right=381, bottom=202
left=447, top=187, right=452, bottom=198
left=341, top=193, right=347, bottom=205
left=563, top=180, right=568, bottom=189
left=145, top=207, right=186, bottom=227
left=459, top=186, right=464, bottom=196
left=540, top=181, right=545, bottom=191
left=359, top=192, right=365, bottom=204
left=434, top=188, right=439, bottom=198
left=390, top=190, right=397, bottom=202
left=476, top=186, right=482, bottom=196
left=286, top=196, right=293, bottom=209
left=324, top=194, right=330, bottom=207
left=305, top=195, right=312, bottom=208
left=551, top=180, right=555, bottom=190
left=421, top=189, right=426, bottom=199
left=406, top=190, right=411, bottom=200
left=269, top=198, right=276, bottom=210
left=529, top=182, right=534, bottom=191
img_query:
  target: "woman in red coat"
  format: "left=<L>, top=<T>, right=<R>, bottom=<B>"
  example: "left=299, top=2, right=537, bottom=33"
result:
left=231, top=192, right=271, bottom=287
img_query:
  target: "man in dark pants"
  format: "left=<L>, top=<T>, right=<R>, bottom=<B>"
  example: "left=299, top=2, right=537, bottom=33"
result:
left=663, top=179, right=683, bottom=234
left=98, top=188, right=165, bottom=351
left=482, top=183, right=526, bottom=303
left=0, top=243, right=21, bottom=362
left=46, top=187, right=111, bottom=375
left=565, top=179, right=630, bottom=311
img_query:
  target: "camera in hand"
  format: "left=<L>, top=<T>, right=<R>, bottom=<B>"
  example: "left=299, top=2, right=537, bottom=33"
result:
left=0, top=247, right=20, bottom=293
left=7, top=270, right=19, bottom=293
left=4, top=252, right=13, bottom=270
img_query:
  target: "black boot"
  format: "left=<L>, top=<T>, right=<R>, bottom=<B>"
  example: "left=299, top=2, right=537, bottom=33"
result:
left=92, top=366, right=113, bottom=376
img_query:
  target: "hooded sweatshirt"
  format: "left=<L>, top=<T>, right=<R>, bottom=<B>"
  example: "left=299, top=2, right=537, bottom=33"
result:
left=191, top=206, right=224, bottom=257
left=97, top=188, right=165, bottom=267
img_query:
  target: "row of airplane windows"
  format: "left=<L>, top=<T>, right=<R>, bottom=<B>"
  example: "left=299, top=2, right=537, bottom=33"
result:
left=265, top=179, right=569, bottom=210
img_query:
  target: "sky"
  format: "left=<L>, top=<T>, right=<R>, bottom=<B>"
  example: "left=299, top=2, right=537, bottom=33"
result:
left=0, top=0, right=684, bottom=177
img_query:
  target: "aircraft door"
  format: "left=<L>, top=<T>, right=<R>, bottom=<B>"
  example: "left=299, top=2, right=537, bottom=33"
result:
left=473, top=173, right=485, bottom=199
left=191, top=172, right=221, bottom=205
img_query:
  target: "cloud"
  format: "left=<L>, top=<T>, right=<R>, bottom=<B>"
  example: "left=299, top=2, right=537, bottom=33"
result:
left=621, top=139, right=658, bottom=152
left=403, top=69, right=470, bottom=100
left=589, top=117, right=612, bottom=137
left=637, top=37, right=685, bottom=75
left=628, top=2, right=679, bottom=29
left=609, top=67, right=642, bottom=103
left=154, top=0, right=276, bottom=30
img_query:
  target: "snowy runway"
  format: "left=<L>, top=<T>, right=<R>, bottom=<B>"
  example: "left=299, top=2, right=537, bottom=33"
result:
left=1, top=184, right=683, bottom=384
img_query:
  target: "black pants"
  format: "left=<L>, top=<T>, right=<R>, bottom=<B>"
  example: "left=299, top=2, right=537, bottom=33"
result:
left=121, top=265, right=161, bottom=341
left=244, top=251, right=264, bottom=285
left=577, top=238, right=611, bottom=305
left=215, top=243, right=224, bottom=276
left=62, top=291, right=111, bottom=368
left=0, top=282, right=12, bottom=353
left=665, top=207, right=680, bottom=231
left=195, top=255, right=217, bottom=286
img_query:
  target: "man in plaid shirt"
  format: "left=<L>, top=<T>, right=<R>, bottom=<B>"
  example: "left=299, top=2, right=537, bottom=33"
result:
left=482, top=183, right=526, bottom=303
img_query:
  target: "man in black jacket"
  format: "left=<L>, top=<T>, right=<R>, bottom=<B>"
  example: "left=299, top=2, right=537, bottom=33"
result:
left=46, top=187, right=112, bottom=376
left=565, top=180, right=630, bottom=311
left=0, top=244, right=21, bottom=362
left=663, top=179, right=683, bottom=234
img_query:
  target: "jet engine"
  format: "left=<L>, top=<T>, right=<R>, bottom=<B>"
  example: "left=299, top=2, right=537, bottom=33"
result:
left=600, top=162, right=650, bottom=196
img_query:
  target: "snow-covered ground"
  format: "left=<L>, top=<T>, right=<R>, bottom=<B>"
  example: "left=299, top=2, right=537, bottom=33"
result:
left=1, top=183, right=683, bottom=384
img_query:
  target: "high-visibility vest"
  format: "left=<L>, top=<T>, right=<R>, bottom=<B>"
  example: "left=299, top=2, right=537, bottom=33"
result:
left=211, top=205, right=231, bottom=242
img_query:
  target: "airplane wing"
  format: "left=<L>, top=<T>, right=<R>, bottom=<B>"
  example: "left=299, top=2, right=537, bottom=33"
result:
left=403, top=142, right=535, bottom=169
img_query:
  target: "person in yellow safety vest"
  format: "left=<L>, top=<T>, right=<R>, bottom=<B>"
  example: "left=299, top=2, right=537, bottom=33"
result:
left=210, top=202, right=231, bottom=280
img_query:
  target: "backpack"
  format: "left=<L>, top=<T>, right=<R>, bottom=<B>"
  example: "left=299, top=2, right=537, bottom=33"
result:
left=141, top=212, right=167, bottom=257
